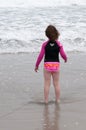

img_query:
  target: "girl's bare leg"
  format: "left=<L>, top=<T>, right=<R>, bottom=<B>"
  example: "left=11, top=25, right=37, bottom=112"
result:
left=52, top=71, right=60, bottom=102
left=44, top=69, right=51, bottom=104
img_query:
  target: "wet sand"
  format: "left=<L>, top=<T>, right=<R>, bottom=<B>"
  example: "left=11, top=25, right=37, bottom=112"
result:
left=0, top=52, right=86, bottom=130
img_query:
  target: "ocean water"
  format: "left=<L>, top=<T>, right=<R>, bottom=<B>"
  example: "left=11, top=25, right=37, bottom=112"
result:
left=0, top=5, right=86, bottom=53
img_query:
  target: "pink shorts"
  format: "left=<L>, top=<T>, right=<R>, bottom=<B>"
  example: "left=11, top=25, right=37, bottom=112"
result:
left=44, top=62, right=60, bottom=72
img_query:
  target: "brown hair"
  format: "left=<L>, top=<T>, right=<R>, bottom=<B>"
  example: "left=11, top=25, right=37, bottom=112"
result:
left=45, top=25, right=60, bottom=41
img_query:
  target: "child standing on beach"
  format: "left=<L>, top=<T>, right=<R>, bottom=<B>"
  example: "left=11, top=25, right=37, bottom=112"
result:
left=35, top=25, right=67, bottom=104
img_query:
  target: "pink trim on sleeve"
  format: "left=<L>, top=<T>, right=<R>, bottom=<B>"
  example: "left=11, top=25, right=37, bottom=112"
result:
left=35, top=41, right=48, bottom=68
left=56, top=41, right=67, bottom=62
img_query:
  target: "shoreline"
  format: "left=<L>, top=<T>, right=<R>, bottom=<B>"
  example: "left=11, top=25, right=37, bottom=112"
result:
left=0, top=52, right=86, bottom=130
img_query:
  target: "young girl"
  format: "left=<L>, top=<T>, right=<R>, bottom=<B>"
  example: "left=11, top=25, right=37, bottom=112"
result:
left=35, top=25, right=67, bottom=104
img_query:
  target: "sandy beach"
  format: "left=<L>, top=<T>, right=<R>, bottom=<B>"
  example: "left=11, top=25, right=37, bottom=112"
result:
left=0, top=52, right=86, bottom=130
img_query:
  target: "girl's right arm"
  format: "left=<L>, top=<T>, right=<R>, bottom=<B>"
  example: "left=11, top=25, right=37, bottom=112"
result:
left=60, top=46, right=67, bottom=62
left=57, top=41, right=67, bottom=62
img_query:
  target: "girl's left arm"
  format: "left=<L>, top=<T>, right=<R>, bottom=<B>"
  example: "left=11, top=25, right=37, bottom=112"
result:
left=35, top=43, right=46, bottom=71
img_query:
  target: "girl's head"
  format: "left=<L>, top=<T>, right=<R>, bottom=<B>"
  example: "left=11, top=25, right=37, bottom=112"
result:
left=45, top=25, right=60, bottom=41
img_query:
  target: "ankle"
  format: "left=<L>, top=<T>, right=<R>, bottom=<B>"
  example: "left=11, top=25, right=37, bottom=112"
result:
left=56, top=99, right=60, bottom=103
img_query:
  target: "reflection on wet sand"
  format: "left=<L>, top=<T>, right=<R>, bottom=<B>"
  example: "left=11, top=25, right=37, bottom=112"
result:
left=42, top=104, right=60, bottom=130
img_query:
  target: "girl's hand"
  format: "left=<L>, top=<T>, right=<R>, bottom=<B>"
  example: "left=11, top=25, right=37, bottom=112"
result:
left=65, top=59, right=67, bottom=63
left=35, top=67, right=38, bottom=72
